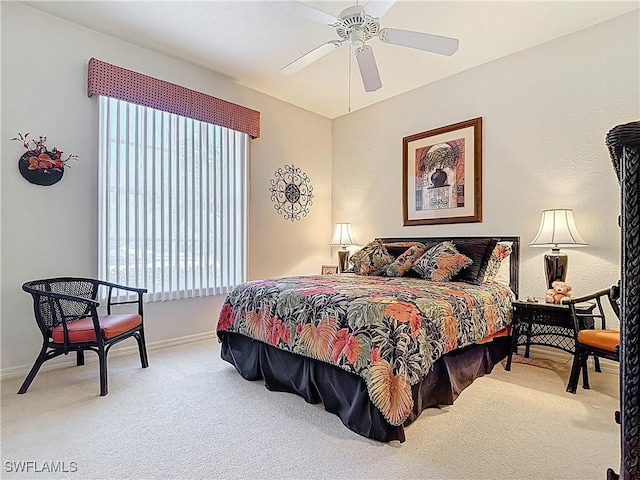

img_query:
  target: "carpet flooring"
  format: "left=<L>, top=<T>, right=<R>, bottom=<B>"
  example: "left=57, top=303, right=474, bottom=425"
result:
left=1, top=339, right=620, bottom=479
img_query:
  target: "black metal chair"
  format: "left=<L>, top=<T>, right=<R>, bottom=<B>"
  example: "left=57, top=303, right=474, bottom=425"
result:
left=19, top=277, right=148, bottom=396
left=566, top=286, right=620, bottom=394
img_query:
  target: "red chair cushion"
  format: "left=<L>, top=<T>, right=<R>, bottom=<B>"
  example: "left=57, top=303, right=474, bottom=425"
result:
left=51, top=314, right=142, bottom=343
left=577, top=329, right=619, bottom=353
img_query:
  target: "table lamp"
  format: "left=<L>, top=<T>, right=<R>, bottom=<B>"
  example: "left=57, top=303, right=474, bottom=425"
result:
left=530, top=209, right=588, bottom=288
left=329, top=223, right=356, bottom=273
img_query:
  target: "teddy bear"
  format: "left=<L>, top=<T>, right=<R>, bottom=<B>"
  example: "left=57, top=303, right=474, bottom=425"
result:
left=545, top=280, right=573, bottom=304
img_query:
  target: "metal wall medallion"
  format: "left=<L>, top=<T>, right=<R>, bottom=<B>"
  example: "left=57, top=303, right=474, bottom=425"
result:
left=269, top=164, right=314, bottom=221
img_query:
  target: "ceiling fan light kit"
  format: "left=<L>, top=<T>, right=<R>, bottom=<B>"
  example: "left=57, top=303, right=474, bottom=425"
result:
left=281, top=1, right=459, bottom=94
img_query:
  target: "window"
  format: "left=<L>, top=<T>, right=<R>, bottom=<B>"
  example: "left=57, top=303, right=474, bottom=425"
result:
left=98, top=96, right=247, bottom=301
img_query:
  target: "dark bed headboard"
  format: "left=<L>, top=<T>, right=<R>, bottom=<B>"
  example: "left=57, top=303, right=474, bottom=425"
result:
left=376, top=236, right=520, bottom=299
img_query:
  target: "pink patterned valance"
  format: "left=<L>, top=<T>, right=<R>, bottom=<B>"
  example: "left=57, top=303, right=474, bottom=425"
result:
left=87, top=58, right=260, bottom=139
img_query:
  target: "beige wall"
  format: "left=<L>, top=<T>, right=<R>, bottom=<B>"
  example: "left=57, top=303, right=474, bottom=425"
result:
left=0, top=2, right=333, bottom=373
left=332, top=12, right=638, bottom=307
left=2, top=3, right=637, bottom=375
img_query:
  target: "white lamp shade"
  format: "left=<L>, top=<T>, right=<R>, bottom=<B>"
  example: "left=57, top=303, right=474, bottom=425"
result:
left=329, top=223, right=356, bottom=247
left=530, top=209, right=588, bottom=248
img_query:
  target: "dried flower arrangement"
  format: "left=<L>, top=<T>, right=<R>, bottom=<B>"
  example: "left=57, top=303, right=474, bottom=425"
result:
left=12, top=132, right=77, bottom=173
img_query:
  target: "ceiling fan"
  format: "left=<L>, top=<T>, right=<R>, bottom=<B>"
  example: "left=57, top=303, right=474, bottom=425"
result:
left=280, top=0, right=459, bottom=92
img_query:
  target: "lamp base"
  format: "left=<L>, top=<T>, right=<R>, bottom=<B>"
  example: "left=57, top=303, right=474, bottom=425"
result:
left=544, top=249, right=568, bottom=288
left=337, top=249, right=350, bottom=273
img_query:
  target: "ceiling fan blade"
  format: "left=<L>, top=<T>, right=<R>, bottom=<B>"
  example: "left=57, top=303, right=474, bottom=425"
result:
left=363, top=0, right=396, bottom=19
left=293, top=1, right=340, bottom=26
left=355, top=45, right=382, bottom=92
left=280, top=40, right=343, bottom=75
left=379, top=28, right=459, bottom=56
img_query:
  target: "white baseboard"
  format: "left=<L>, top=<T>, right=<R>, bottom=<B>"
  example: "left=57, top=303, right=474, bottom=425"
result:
left=525, top=345, right=619, bottom=375
left=0, top=331, right=217, bottom=380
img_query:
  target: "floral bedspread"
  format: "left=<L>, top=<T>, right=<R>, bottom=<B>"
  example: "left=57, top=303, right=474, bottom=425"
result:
left=216, top=273, right=514, bottom=426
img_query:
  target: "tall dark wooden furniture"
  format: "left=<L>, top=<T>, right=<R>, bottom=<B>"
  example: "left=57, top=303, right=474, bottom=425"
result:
left=19, top=277, right=149, bottom=396
left=606, top=120, right=640, bottom=480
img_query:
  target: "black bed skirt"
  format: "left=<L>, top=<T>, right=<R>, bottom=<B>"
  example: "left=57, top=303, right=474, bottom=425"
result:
left=219, top=331, right=510, bottom=442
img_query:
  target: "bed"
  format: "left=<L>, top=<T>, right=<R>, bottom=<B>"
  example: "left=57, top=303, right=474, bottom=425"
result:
left=216, top=236, right=520, bottom=442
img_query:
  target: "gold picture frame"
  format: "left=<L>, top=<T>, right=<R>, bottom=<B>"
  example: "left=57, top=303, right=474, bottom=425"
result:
left=321, top=265, right=339, bottom=275
left=402, top=117, right=482, bottom=226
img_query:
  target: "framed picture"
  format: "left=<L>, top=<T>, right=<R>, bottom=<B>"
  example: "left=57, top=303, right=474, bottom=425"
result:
left=321, top=265, right=339, bottom=275
left=402, top=117, right=482, bottom=226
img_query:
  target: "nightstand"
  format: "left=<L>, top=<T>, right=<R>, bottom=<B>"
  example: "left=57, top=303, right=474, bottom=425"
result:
left=505, top=299, right=597, bottom=371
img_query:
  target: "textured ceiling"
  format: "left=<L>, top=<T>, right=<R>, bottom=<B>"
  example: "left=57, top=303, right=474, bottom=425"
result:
left=23, top=0, right=639, bottom=119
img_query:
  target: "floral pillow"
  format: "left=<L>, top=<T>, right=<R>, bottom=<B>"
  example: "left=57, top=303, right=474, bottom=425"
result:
left=382, top=241, right=429, bottom=258
left=483, top=242, right=513, bottom=283
left=411, top=241, right=473, bottom=281
left=385, top=243, right=427, bottom=277
left=350, top=240, right=395, bottom=276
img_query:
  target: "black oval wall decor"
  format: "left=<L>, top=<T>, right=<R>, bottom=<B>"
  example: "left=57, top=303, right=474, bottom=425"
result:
left=18, top=153, right=64, bottom=186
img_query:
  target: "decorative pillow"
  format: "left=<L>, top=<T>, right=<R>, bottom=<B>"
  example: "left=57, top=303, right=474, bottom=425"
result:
left=385, top=243, right=427, bottom=277
left=494, top=256, right=511, bottom=286
left=411, top=241, right=472, bottom=281
left=483, top=242, right=513, bottom=283
left=382, top=241, right=440, bottom=278
left=350, top=240, right=395, bottom=276
left=452, top=238, right=499, bottom=285
left=382, top=241, right=428, bottom=258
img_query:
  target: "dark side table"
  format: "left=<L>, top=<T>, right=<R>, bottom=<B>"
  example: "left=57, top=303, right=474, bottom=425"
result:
left=505, top=299, right=596, bottom=371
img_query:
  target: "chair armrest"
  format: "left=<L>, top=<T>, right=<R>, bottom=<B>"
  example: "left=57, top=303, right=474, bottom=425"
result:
left=564, top=288, right=612, bottom=305
left=96, top=280, right=146, bottom=316
left=22, top=288, right=102, bottom=352
left=565, top=288, right=613, bottom=332
left=95, top=279, right=147, bottom=294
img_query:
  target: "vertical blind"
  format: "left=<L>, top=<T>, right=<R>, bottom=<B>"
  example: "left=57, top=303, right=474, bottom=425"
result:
left=98, top=96, right=248, bottom=301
